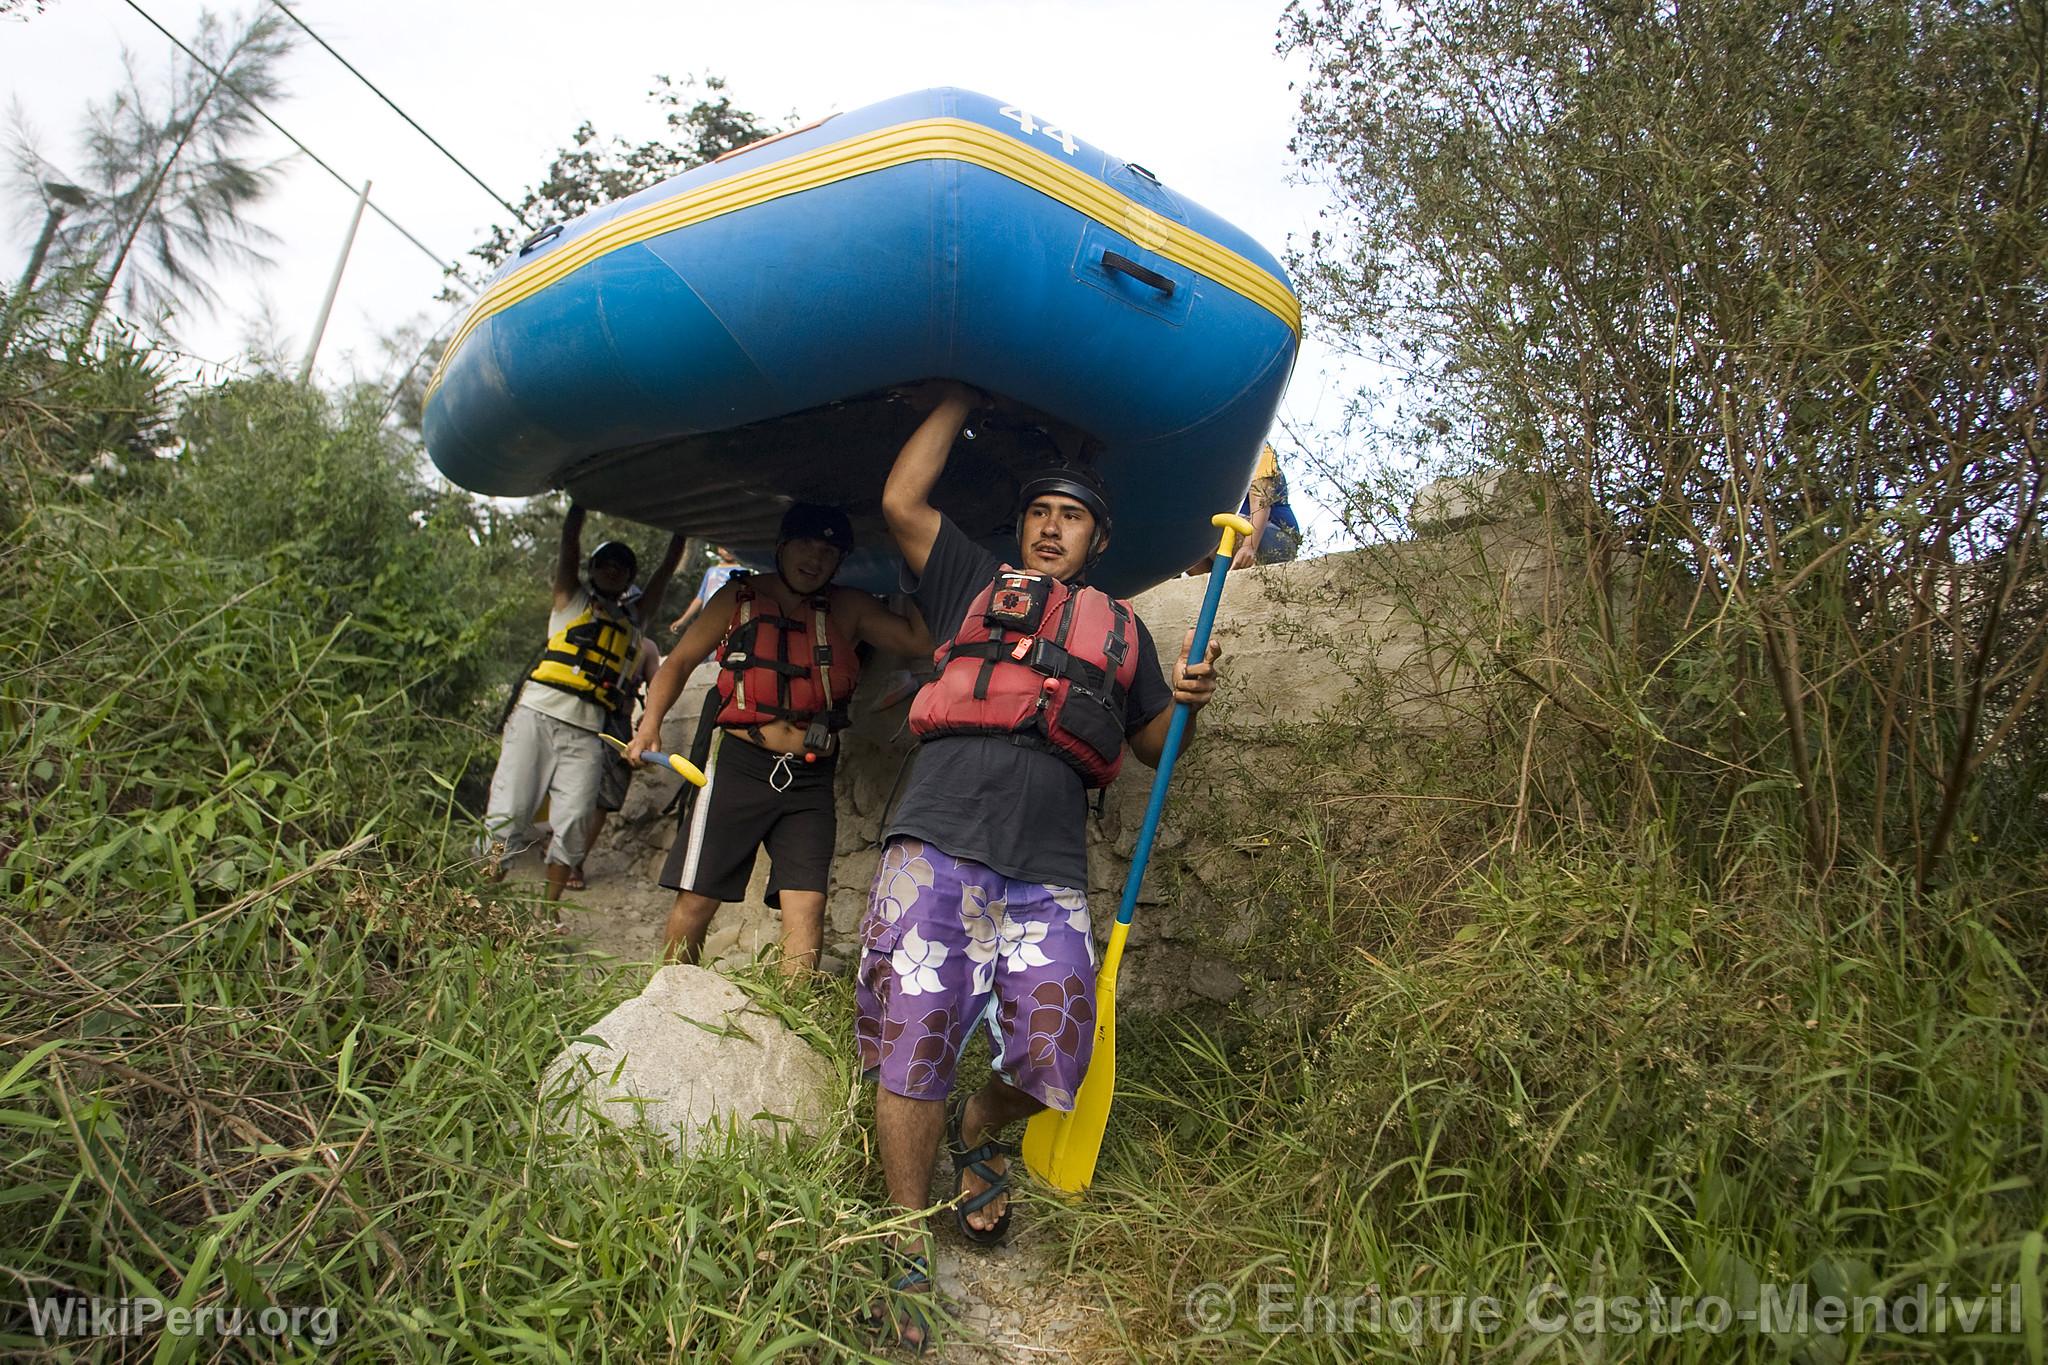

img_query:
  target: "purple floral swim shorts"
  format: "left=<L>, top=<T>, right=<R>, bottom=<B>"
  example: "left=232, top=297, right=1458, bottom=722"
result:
left=854, top=836, right=1099, bottom=1111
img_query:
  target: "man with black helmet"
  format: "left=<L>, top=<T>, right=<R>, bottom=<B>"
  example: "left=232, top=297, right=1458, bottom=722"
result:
left=628, top=503, right=927, bottom=978
left=482, top=505, right=684, bottom=901
left=861, top=382, right=1220, bottom=1299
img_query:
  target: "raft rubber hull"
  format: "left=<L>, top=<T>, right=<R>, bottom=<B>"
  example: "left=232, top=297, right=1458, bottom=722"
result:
left=423, top=87, right=1300, bottom=597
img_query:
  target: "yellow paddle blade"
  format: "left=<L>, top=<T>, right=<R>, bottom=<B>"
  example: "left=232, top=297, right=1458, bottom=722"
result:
left=1022, top=967, right=1119, bottom=1197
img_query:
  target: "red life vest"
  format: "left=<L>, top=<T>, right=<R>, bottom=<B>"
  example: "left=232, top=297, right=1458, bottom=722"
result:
left=909, top=568, right=1140, bottom=788
left=713, top=576, right=861, bottom=730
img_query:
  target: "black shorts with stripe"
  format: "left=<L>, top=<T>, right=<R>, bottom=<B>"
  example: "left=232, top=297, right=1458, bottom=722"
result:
left=658, top=728, right=837, bottom=906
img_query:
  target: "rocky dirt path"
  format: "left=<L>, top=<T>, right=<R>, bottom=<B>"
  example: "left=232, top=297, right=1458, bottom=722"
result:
left=503, top=852, right=1111, bottom=1361
left=924, top=1222, right=1108, bottom=1362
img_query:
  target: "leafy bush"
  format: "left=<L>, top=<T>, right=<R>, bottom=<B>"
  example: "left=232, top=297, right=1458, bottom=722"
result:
left=1079, top=832, right=2046, bottom=1361
left=0, top=343, right=912, bottom=1360
left=1285, top=0, right=2048, bottom=888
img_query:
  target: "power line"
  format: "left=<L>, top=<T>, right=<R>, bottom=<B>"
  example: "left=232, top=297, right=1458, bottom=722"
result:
left=117, top=0, right=474, bottom=291
left=267, top=0, right=530, bottom=229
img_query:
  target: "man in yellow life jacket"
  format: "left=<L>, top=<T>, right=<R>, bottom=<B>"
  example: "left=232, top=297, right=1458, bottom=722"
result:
left=1237, top=443, right=1303, bottom=567
left=1183, top=443, right=1302, bottom=576
left=627, top=503, right=928, bottom=978
left=483, top=504, right=684, bottom=901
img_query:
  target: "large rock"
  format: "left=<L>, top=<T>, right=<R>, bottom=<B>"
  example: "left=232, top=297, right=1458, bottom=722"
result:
left=542, top=965, right=836, bottom=1154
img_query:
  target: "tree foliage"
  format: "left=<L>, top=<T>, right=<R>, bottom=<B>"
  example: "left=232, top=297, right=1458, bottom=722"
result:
left=467, top=74, right=784, bottom=271
left=11, top=8, right=294, bottom=331
left=1, top=332, right=895, bottom=1359
left=1285, top=0, right=2048, bottom=886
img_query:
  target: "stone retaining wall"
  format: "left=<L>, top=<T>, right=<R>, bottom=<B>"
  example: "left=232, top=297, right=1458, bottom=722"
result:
left=589, top=498, right=1563, bottom=1012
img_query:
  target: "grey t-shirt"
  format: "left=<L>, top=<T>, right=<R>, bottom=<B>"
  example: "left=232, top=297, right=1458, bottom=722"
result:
left=886, top=517, right=1172, bottom=887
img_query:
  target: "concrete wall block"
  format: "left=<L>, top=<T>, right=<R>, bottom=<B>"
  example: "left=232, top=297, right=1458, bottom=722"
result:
left=834, top=845, right=880, bottom=895
left=571, top=504, right=1562, bottom=1017
left=827, top=885, right=868, bottom=940
left=1409, top=469, right=1532, bottom=535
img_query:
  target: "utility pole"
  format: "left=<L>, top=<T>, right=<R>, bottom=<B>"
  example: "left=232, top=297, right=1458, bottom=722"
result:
left=298, top=178, right=371, bottom=384
left=1, top=181, right=89, bottom=354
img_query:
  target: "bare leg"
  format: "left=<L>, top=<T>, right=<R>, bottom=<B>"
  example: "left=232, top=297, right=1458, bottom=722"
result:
left=875, top=1087, right=948, bottom=1217
left=663, top=890, right=721, bottom=963
left=873, top=1087, right=945, bottom=1348
left=572, top=808, right=612, bottom=887
left=955, top=1078, right=1041, bottom=1234
left=775, top=890, right=825, bottom=978
left=544, top=861, right=571, bottom=902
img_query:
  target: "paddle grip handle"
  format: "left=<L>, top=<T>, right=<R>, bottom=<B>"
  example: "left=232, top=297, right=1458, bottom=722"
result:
left=1211, top=511, right=1256, bottom=560
left=1111, top=513, right=1242, bottom=929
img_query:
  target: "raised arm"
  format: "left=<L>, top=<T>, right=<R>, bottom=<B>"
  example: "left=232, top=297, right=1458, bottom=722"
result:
left=639, top=532, right=688, bottom=626
left=882, top=382, right=978, bottom=579
left=1234, top=502, right=1272, bottom=571
left=627, top=581, right=737, bottom=763
left=1233, top=453, right=1282, bottom=570
left=553, top=504, right=588, bottom=610
left=844, top=590, right=931, bottom=657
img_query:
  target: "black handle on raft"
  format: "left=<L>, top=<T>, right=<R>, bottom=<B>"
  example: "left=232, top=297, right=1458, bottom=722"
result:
left=1102, top=250, right=1176, bottom=298
left=518, top=224, right=565, bottom=256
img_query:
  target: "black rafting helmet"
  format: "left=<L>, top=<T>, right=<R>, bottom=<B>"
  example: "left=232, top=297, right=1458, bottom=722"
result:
left=1017, top=465, right=1113, bottom=566
left=588, top=539, right=638, bottom=584
left=778, top=502, right=855, bottom=554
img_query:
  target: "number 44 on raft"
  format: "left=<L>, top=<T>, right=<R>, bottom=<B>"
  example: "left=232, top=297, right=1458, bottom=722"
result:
left=1000, top=106, right=1078, bottom=155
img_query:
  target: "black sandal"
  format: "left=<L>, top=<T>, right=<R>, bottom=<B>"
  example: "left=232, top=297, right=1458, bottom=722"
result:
left=865, top=1250, right=934, bottom=1354
left=948, top=1100, right=1014, bottom=1247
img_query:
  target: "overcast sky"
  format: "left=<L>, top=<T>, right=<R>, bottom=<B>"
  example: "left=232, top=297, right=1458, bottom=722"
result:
left=3, top=0, right=1366, bottom=540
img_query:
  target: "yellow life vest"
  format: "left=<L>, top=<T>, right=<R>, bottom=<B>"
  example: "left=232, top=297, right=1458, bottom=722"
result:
left=527, top=595, right=635, bottom=712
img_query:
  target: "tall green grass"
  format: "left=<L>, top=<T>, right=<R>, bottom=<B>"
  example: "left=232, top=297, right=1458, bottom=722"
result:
left=1066, top=806, right=2047, bottom=1361
left=0, top=362, right=921, bottom=1360
left=5, top=335, right=2041, bottom=1363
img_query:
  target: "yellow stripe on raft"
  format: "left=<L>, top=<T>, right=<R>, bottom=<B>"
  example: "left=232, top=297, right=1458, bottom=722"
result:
left=425, top=117, right=1300, bottom=401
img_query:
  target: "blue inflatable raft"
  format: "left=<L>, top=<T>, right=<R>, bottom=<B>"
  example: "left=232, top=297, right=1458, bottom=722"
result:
left=423, top=87, right=1299, bottom=597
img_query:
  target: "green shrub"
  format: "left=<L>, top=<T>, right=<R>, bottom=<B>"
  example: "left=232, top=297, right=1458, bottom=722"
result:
left=0, top=346, right=914, bottom=1360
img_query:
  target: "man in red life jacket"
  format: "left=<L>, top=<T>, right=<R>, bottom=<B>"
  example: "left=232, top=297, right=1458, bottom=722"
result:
left=627, top=504, right=927, bottom=978
left=862, top=383, right=1220, bottom=1321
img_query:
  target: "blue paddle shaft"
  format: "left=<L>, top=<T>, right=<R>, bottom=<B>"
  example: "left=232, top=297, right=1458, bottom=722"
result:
left=1114, top=547, right=1236, bottom=928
